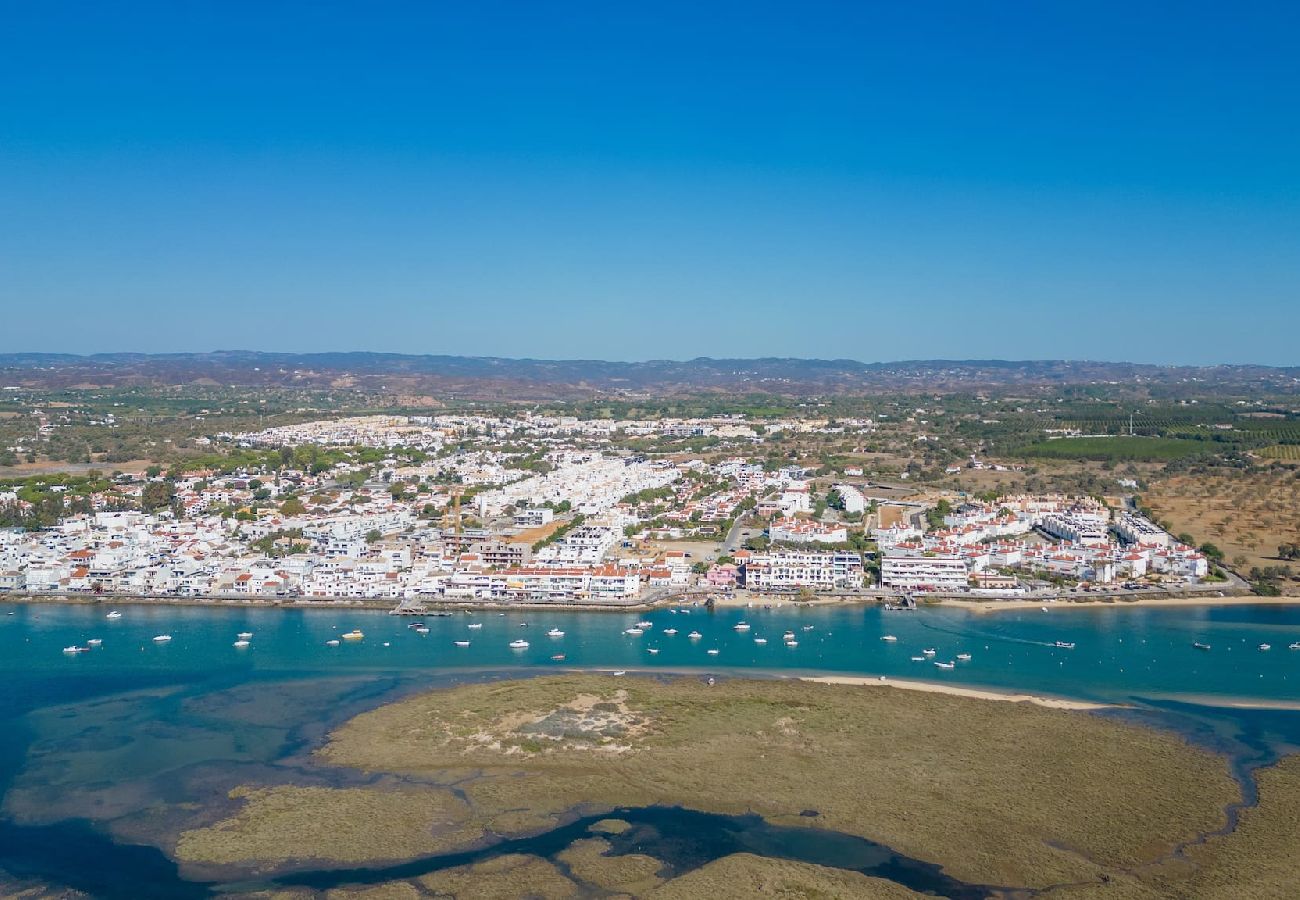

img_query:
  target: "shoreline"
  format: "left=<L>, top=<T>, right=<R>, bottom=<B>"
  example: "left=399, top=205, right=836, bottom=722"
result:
left=796, top=674, right=1111, bottom=711
left=3, top=590, right=1297, bottom=616
left=934, top=594, right=1300, bottom=614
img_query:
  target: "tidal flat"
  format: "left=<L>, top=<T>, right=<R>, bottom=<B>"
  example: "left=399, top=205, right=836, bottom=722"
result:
left=166, top=673, right=1300, bottom=897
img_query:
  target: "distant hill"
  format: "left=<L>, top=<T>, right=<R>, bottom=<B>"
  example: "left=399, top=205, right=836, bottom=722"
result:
left=0, top=351, right=1296, bottom=398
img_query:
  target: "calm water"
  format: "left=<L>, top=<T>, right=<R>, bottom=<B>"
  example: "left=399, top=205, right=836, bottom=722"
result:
left=2, top=599, right=1300, bottom=897
left=5, top=600, right=1300, bottom=705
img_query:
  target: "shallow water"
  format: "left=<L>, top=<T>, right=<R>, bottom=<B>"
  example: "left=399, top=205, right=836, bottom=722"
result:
left=3, top=599, right=1300, bottom=897
left=6, top=600, right=1300, bottom=705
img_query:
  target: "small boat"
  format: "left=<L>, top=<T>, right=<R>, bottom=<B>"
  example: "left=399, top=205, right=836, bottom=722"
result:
left=87, top=638, right=103, bottom=647
left=413, top=626, right=430, bottom=634
left=707, top=648, right=720, bottom=655
left=341, top=630, right=364, bottom=641
left=233, top=640, right=250, bottom=648
left=237, top=632, right=253, bottom=640
left=1258, top=643, right=1272, bottom=651
left=754, top=637, right=768, bottom=645
left=934, top=661, right=956, bottom=670
left=406, top=622, right=425, bottom=629
left=783, top=631, right=796, bottom=641
left=733, top=622, right=751, bottom=632
left=518, top=622, right=529, bottom=628
left=802, top=625, right=814, bottom=631
left=467, top=623, right=483, bottom=629
left=152, top=634, right=172, bottom=643
left=648, top=648, right=660, bottom=655
left=922, top=648, right=936, bottom=657
left=105, top=610, right=123, bottom=619
left=1290, top=642, right=1300, bottom=651
left=635, top=621, right=653, bottom=629
left=956, top=653, right=972, bottom=662
left=910, top=656, right=926, bottom=662
left=1041, top=606, right=1049, bottom=612
left=624, top=627, right=644, bottom=636
left=663, top=628, right=678, bottom=635
left=547, top=628, right=565, bottom=638
left=454, top=640, right=471, bottom=647
left=551, top=653, right=566, bottom=661
left=509, top=639, right=529, bottom=649
left=880, top=635, right=898, bottom=642
left=382, top=642, right=390, bottom=647
left=326, top=639, right=341, bottom=647
left=688, top=631, right=703, bottom=639
left=613, top=670, right=627, bottom=676
left=784, top=640, right=798, bottom=648
left=1193, top=642, right=1212, bottom=651
left=1053, top=641, right=1075, bottom=650
left=63, top=645, right=86, bottom=654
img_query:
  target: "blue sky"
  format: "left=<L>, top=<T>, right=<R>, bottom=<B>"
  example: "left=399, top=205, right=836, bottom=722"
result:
left=2, top=1, right=1297, bottom=364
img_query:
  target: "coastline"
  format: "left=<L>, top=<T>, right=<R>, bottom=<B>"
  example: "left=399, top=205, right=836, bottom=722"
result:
left=934, top=594, right=1300, bottom=614
left=4, top=588, right=1292, bottom=616
left=797, top=674, right=1111, bottom=711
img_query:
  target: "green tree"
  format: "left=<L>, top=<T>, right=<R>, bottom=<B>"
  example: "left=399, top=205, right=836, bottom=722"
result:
left=141, top=480, right=175, bottom=512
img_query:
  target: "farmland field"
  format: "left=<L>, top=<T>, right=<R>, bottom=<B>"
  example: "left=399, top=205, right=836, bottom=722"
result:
left=1257, top=444, right=1300, bottom=461
left=1145, top=466, right=1300, bottom=585
left=1016, top=436, right=1214, bottom=461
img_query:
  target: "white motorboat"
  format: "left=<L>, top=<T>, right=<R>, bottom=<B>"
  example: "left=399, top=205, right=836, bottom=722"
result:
left=663, top=628, right=678, bottom=636
left=1259, top=643, right=1272, bottom=651
left=454, top=640, right=471, bottom=647
left=326, top=639, right=341, bottom=647
left=733, top=622, right=751, bottom=632
left=624, top=627, right=644, bottom=636
left=1054, top=641, right=1075, bottom=649
left=910, top=656, right=925, bottom=661
left=613, top=670, right=627, bottom=676
left=87, top=638, right=103, bottom=647
left=754, top=637, right=768, bottom=645
left=802, top=625, right=814, bottom=631
left=551, top=653, right=566, bottom=661
left=413, top=626, right=430, bottom=634
left=880, top=635, right=898, bottom=642
left=635, top=621, right=653, bottom=629
left=707, top=648, right=720, bottom=655
left=934, top=661, right=956, bottom=670
left=922, top=648, right=936, bottom=656
left=233, top=640, right=250, bottom=648
left=341, top=630, right=364, bottom=641
left=688, top=631, right=702, bottom=639
left=105, top=610, right=123, bottom=619
left=63, top=645, right=86, bottom=654
left=784, top=640, right=798, bottom=647
left=237, top=632, right=253, bottom=640
left=509, top=639, right=530, bottom=649
left=152, top=634, right=172, bottom=643
left=956, top=653, right=972, bottom=661
left=1290, top=642, right=1300, bottom=650
left=782, top=630, right=796, bottom=641
left=547, top=628, right=565, bottom=638
left=648, top=648, right=660, bottom=655
left=467, top=623, right=483, bottom=629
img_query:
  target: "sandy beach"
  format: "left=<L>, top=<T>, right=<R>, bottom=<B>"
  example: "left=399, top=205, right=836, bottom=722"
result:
left=935, top=594, right=1300, bottom=614
left=799, top=674, right=1111, bottom=710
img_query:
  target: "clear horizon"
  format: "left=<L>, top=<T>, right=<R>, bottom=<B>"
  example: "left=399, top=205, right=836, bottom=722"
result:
left=0, top=348, right=1297, bottom=369
left=3, top=2, right=1298, bottom=366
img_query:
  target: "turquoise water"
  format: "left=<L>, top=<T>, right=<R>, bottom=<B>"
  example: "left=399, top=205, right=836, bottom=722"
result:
left=5, top=600, right=1300, bottom=705
left=3, top=599, right=1300, bottom=896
